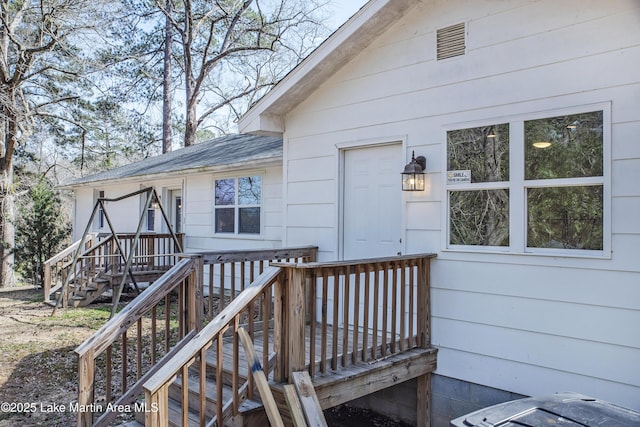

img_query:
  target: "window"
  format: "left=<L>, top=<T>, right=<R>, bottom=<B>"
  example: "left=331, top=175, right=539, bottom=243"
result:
left=95, top=190, right=105, bottom=229
left=446, top=108, right=607, bottom=255
left=214, top=175, right=261, bottom=235
left=146, top=204, right=155, bottom=231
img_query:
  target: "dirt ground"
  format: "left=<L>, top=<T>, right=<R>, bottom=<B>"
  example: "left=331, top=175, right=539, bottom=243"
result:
left=0, top=287, right=413, bottom=427
left=0, top=286, right=109, bottom=427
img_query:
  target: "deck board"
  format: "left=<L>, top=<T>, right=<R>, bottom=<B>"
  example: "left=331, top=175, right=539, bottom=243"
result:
left=205, top=323, right=420, bottom=379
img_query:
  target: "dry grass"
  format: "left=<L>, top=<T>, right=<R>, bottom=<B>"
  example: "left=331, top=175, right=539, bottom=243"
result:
left=0, top=287, right=111, bottom=427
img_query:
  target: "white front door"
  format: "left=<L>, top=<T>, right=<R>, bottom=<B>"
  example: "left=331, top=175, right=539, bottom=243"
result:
left=342, top=144, right=402, bottom=260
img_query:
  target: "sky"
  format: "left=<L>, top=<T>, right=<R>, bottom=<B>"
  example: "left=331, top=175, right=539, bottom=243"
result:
left=328, top=0, right=370, bottom=29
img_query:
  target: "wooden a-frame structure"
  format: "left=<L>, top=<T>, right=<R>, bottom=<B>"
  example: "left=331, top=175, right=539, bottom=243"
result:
left=52, top=187, right=182, bottom=317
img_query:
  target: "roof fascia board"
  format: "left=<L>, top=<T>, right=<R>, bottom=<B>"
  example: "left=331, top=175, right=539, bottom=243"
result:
left=60, top=156, right=283, bottom=190
left=238, top=0, right=418, bottom=135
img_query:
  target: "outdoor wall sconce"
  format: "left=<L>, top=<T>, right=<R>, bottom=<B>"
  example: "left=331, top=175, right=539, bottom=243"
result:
left=402, top=151, right=426, bottom=191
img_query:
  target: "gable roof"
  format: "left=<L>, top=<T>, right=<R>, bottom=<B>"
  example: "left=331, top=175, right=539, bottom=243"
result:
left=62, top=134, right=282, bottom=188
left=238, top=0, right=419, bottom=135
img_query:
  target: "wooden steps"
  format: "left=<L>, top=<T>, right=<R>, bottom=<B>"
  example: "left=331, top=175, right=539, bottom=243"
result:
left=134, top=347, right=264, bottom=427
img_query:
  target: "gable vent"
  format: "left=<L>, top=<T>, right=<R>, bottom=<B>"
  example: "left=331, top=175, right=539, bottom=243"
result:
left=437, top=22, right=466, bottom=60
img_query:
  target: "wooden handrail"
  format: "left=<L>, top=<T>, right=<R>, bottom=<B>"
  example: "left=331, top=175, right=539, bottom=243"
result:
left=76, top=257, right=196, bottom=358
left=144, top=266, right=281, bottom=394
left=49, top=233, right=183, bottom=307
left=43, top=234, right=98, bottom=299
left=199, top=245, right=319, bottom=263
left=143, top=266, right=283, bottom=427
left=271, top=252, right=437, bottom=269
left=44, top=233, right=98, bottom=265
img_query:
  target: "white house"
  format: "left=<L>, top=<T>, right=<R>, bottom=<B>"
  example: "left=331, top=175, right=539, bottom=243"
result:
left=237, top=0, right=640, bottom=424
left=63, top=134, right=285, bottom=253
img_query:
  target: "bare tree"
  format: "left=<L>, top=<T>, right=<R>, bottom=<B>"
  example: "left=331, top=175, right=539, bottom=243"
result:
left=156, top=0, right=328, bottom=146
left=0, top=0, right=104, bottom=286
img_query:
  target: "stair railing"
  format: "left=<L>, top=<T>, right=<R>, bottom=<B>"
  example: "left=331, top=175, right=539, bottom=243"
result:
left=44, top=233, right=97, bottom=301
left=75, top=255, right=203, bottom=427
left=47, top=233, right=183, bottom=307
left=143, top=265, right=284, bottom=427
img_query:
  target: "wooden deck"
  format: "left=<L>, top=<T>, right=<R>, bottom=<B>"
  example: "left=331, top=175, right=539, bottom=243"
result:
left=74, top=249, right=436, bottom=427
left=159, top=323, right=437, bottom=426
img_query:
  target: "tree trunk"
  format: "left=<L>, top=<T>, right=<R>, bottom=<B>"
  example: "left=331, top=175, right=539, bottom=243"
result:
left=184, top=82, right=197, bottom=147
left=0, top=106, right=17, bottom=288
left=162, top=0, right=173, bottom=153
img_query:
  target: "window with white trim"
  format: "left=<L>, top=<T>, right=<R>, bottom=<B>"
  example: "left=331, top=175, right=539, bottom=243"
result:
left=447, top=108, right=606, bottom=254
left=214, top=175, right=261, bottom=235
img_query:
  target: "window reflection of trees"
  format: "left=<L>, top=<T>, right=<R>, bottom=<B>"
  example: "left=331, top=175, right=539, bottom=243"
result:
left=238, top=176, right=261, bottom=205
left=447, top=124, right=510, bottom=246
left=215, top=179, right=235, bottom=205
left=214, top=176, right=261, bottom=234
left=525, top=112, right=603, bottom=250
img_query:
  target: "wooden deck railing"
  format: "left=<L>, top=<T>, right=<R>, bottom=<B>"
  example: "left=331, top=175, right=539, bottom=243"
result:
left=143, top=266, right=285, bottom=427
left=273, top=254, right=435, bottom=381
left=75, top=256, right=203, bottom=427
left=43, top=233, right=98, bottom=301
left=75, top=246, right=318, bottom=427
left=46, top=233, right=183, bottom=306
left=140, top=252, right=434, bottom=427
left=200, top=246, right=318, bottom=322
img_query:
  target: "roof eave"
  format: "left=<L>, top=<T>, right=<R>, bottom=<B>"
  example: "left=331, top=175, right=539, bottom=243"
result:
left=238, top=0, right=419, bottom=135
left=60, top=156, right=283, bottom=190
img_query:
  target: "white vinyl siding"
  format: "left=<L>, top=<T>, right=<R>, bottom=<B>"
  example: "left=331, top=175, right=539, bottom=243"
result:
left=276, top=0, right=640, bottom=411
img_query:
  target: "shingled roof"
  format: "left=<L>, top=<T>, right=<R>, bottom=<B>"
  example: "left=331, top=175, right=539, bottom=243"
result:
left=63, top=134, right=282, bottom=188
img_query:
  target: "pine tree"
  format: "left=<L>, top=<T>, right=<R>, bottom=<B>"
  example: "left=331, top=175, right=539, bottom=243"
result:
left=14, top=179, right=71, bottom=287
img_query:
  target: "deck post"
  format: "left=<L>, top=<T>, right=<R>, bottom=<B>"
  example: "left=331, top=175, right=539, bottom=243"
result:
left=273, top=268, right=287, bottom=382
left=77, top=348, right=94, bottom=427
left=416, top=256, right=432, bottom=427
left=145, top=385, right=168, bottom=427
left=288, top=266, right=307, bottom=380
left=187, top=255, right=204, bottom=332
left=417, top=373, right=432, bottom=427
left=417, top=256, right=431, bottom=348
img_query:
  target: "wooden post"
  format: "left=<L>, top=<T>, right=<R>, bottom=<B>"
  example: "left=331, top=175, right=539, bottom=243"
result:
left=416, top=255, right=432, bottom=427
left=43, top=261, right=52, bottom=302
left=187, top=256, right=203, bottom=332
left=417, top=373, right=432, bottom=427
left=145, top=385, right=169, bottom=427
left=77, top=349, right=94, bottom=427
left=288, top=267, right=307, bottom=380
left=273, top=269, right=287, bottom=382
left=416, top=257, right=431, bottom=348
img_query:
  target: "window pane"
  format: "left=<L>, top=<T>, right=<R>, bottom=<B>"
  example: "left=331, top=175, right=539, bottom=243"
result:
left=147, top=208, right=155, bottom=231
left=239, top=207, right=260, bottom=234
left=238, top=176, right=261, bottom=205
left=449, top=190, right=509, bottom=246
left=447, top=124, right=509, bottom=183
left=525, top=111, right=603, bottom=180
left=215, top=208, right=235, bottom=233
left=215, top=179, right=235, bottom=205
left=527, top=186, right=603, bottom=250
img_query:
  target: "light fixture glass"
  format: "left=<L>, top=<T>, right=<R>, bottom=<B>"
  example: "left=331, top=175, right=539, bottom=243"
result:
left=532, top=141, right=552, bottom=149
left=402, top=151, right=426, bottom=191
